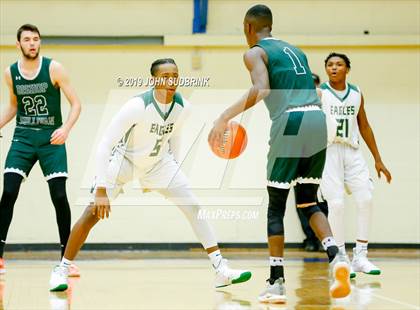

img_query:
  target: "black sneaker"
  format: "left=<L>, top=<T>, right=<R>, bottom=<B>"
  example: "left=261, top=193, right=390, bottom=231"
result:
left=303, top=238, right=318, bottom=252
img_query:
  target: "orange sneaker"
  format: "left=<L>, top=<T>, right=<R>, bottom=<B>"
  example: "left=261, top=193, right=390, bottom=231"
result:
left=329, top=255, right=351, bottom=298
left=0, top=258, right=5, bottom=275
left=68, top=264, right=80, bottom=277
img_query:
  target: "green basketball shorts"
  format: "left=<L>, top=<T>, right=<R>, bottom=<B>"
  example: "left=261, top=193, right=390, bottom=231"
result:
left=267, top=106, right=327, bottom=189
left=4, top=126, right=68, bottom=180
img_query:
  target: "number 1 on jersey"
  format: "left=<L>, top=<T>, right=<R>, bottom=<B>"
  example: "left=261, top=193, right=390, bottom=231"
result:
left=283, top=47, right=306, bottom=75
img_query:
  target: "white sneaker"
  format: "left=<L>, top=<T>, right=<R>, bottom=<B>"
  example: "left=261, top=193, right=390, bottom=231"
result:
left=214, top=259, right=252, bottom=288
left=349, top=263, right=356, bottom=279
left=352, top=248, right=381, bottom=275
left=50, top=265, right=69, bottom=292
left=342, top=254, right=356, bottom=279
left=329, top=254, right=351, bottom=298
left=258, top=278, right=287, bottom=304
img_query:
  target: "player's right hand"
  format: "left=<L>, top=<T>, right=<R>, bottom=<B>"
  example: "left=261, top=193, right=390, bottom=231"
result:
left=208, top=116, right=228, bottom=146
left=375, top=161, right=392, bottom=184
left=93, top=187, right=111, bottom=219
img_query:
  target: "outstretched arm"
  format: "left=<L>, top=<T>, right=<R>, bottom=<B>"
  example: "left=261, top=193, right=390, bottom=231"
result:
left=0, top=68, right=18, bottom=131
left=357, top=94, right=392, bottom=183
left=94, top=98, right=144, bottom=219
left=50, top=61, right=82, bottom=144
left=208, top=47, right=270, bottom=145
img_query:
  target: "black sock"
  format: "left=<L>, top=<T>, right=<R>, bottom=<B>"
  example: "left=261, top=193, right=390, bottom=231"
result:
left=0, top=241, right=5, bottom=259
left=0, top=173, right=24, bottom=257
left=327, top=245, right=339, bottom=263
left=270, top=265, right=284, bottom=283
left=48, top=177, right=71, bottom=258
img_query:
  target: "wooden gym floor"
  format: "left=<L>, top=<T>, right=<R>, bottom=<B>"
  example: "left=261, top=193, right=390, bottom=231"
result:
left=0, top=249, right=418, bottom=310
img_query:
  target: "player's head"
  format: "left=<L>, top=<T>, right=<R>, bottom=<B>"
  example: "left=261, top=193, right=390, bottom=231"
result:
left=150, top=58, right=179, bottom=97
left=17, top=24, right=41, bottom=60
left=312, top=73, right=321, bottom=87
left=243, top=4, right=272, bottom=47
left=324, top=52, right=351, bottom=83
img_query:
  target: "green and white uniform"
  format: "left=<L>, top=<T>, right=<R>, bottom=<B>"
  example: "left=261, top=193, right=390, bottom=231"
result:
left=93, top=89, right=191, bottom=198
left=4, top=57, right=67, bottom=180
left=320, top=82, right=373, bottom=203
left=319, top=82, right=378, bottom=269
left=90, top=89, right=232, bottom=251
left=255, top=38, right=327, bottom=189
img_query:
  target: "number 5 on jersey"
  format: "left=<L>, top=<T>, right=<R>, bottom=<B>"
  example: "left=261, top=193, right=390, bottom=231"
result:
left=150, top=138, right=163, bottom=156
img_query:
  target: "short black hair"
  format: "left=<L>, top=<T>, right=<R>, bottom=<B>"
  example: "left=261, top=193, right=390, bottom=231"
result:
left=324, top=52, right=351, bottom=69
left=150, top=58, right=177, bottom=76
left=17, top=24, right=41, bottom=41
left=245, top=4, right=273, bottom=32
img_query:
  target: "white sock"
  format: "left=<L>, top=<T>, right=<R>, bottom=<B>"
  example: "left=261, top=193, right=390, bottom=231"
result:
left=59, top=257, right=72, bottom=269
left=269, top=256, right=284, bottom=266
left=321, top=236, right=337, bottom=250
left=208, top=250, right=223, bottom=269
left=338, top=244, right=346, bottom=255
left=356, top=241, right=368, bottom=253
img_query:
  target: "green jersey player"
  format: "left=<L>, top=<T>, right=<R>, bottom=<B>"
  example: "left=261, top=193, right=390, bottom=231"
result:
left=0, top=24, right=81, bottom=276
left=209, top=4, right=351, bottom=303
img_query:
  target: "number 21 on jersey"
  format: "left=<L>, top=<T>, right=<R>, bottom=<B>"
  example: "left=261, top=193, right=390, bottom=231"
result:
left=336, top=118, right=349, bottom=138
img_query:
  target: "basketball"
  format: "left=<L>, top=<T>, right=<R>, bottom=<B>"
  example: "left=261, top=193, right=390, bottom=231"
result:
left=209, top=121, right=248, bottom=159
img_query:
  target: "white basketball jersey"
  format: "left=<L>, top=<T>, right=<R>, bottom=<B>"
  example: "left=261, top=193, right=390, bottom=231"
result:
left=119, top=90, right=188, bottom=166
left=95, top=89, right=190, bottom=187
left=320, top=82, right=361, bottom=148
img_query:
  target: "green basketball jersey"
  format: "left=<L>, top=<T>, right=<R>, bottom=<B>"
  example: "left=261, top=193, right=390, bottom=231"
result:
left=254, top=38, right=320, bottom=120
left=10, top=56, right=62, bottom=129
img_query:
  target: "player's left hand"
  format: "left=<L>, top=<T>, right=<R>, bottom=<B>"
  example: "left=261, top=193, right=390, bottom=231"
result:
left=375, top=161, right=392, bottom=183
left=50, top=127, right=69, bottom=145
left=208, top=116, right=228, bottom=146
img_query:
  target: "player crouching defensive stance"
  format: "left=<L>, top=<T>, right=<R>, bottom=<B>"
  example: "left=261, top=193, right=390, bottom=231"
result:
left=49, top=58, right=251, bottom=291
